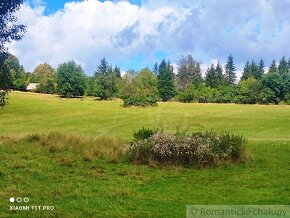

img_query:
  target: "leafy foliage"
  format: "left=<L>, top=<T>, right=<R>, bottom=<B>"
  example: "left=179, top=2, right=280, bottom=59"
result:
left=176, top=55, right=203, bottom=89
left=0, top=90, right=8, bottom=108
left=33, top=63, right=56, bottom=94
left=0, top=0, right=26, bottom=53
left=133, top=127, right=159, bottom=141
left=121, top=68, right=159, bottom=106
left=236, top=77, right=261, bottom=104
left=56, top=61, right=87, bottom=98
left=260, top=72, right=287, bottom=104
left=0, top=0, right=26, bottom=107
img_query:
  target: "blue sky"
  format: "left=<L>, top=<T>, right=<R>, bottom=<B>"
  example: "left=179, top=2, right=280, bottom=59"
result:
left=10, top=0, right=290, bottom=75
left=32, top=0, right=142, bottom=15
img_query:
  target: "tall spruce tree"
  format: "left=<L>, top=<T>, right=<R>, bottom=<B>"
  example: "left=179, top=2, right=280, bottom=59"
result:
left=278, top=56, right=288, bottom=76
left=94, top=58, right=118, bottom=100
left=250, top=60, right=260, bottom=79
left=241, top=61, right=251, bottom=80
left=258, top=58, right=265, bottom=78
left=205, top=64, right=217, bottom=88
left=268, top=60, right=277, bottom=74
left=157, top=59, right=176, bottom=101
left=153, top=62, right=158, bottom=75
left=114, top=66, right=121, bottom=78
left=216, top=62, right=224, bottom=86
left=224, top=54, right=236, bottom=85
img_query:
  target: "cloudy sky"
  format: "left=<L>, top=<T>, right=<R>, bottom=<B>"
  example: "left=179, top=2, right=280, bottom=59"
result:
left=8, top=0, right=290, bottom=76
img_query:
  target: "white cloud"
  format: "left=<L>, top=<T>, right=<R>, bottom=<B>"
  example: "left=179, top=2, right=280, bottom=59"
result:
left=8, top=0, right=290, bottom=75
left=10, top=0, right=187, bottom=73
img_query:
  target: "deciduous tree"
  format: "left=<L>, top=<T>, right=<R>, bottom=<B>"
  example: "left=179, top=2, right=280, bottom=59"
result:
left=56, top=61, right=87, bottom=98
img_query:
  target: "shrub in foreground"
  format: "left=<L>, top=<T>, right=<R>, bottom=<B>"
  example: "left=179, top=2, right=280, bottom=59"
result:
left=128, top=130, right=248, bottom=167
left=0, top=90, right=8, bottom=108
left=133, top=127, right=159, bottom=141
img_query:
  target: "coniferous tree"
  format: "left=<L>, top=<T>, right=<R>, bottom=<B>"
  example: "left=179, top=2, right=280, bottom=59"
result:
left=114, top=66, right=121, bottom=78
left=242, top=60, right=261, bottom=80
left=153, top=62, right=158, bottom=75
left=216, top=62, right=224, bottom=86
left=205, top=64, right=217, bottom=88
left=268, top=60, right=277, bottom=74
left=278, top=56, right=288, bottom=76
left=224, top=54, right=236, bottom=85
left=250, top=60, right=260, bottom=79
left=257, top=58, right=265, bottom=78
left=93, top=58, right=118, bottom=100
left=241, top=61, right=251, bottom=80
left=157, top=60, right=176, bottom=101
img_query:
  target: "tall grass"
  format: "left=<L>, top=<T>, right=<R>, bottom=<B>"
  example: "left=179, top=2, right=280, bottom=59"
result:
left=2, top=132, right=126, bottom=163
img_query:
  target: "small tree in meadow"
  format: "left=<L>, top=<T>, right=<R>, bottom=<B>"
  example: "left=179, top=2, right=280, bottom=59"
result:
left=93, top=58, right=119, bottom=100
left=33, top=63, right=56, bottom=94
left=157, top=60, right=176, bottom=101
left=121, top=68, right=159, bottom=106
left=56, top=61, right=87, bottom=98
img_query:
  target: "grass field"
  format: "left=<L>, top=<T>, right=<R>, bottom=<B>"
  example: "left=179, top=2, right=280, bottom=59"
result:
left=0, top=91, right=289, bottom=217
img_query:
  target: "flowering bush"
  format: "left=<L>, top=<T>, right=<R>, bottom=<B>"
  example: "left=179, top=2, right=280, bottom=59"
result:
left=128, top=130, right=247, bottom=167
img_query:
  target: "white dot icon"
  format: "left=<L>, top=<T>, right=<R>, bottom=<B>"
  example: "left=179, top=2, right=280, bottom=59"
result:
left=9, top=197, right=15, bottom=203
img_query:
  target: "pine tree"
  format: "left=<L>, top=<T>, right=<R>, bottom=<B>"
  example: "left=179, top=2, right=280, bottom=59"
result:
left=205, top=64, right=217, bottom=88
left=153, top=62, right=158, bottom=75
left=278, top=56, right=288, bottom=76
left=250, top=60, right=260, bottom=79
left=114, top=66, right=121, bottom=78
left=94, top=58, right=118, bottom=100
left=225, top=55, right=237, bottom=85
left=257, top=58, right=265, bottom=79
left=224, top=54, right=236, bottom=85
left=268, top=60, right=277, bottom=74
left=157, top=60, right=176, bottom=101
left=216, top=62, right=224, bottom=86
left=241, top=61, right=251, bottom=80
left=95, top=58, right=109, bottom=75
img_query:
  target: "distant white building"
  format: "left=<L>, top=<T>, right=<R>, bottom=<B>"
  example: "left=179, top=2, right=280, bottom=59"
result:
left=26, top=83, right=39, bottom=91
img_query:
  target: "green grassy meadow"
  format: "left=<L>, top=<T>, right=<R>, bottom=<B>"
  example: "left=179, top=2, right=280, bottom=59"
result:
left=0, top=91, right=289, bottom=217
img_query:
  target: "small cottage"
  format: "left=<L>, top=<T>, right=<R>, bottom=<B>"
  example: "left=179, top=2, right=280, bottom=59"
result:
left=26, top=83, right=39, bottom=91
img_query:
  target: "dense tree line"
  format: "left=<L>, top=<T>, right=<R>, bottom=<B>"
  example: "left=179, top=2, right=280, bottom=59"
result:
left=0, top=1, right=289, bottom=107
left=1, top=54, right=290, bottom=106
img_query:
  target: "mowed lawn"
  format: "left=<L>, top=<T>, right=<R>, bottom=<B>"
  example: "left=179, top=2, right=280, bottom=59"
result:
left=0, top=91, right=289, bottom=217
